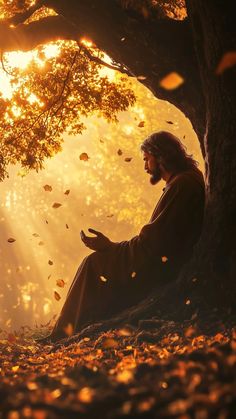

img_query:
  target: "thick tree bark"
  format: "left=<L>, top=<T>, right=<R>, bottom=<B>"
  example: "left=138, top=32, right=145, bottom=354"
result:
left=180, top=0, right=236, bottom=307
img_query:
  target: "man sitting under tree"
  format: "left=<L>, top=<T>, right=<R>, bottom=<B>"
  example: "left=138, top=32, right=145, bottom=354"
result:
left=44, top=131, right=205, bottom=342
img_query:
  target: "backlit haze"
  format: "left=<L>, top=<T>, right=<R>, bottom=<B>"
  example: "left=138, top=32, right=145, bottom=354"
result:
left=0, top=46, right=204, bottom=331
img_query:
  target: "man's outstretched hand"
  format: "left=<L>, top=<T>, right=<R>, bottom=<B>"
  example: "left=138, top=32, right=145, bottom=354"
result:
left=80, top=228, right=113, bottom=251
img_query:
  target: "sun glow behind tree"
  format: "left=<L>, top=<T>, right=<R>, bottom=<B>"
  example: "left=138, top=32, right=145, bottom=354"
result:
left=0, top=30, right=203, bottom=330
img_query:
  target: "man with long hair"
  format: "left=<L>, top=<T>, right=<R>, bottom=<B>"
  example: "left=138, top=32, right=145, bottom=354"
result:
left=45, top=131, right=205, bottom=342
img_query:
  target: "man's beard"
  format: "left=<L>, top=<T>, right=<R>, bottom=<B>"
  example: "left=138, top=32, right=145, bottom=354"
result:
left=149, top=166, right=162, bottom=185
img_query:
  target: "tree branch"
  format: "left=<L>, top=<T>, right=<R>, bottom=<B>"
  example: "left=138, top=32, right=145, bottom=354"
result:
left=0, top=15, right=77, bottom=52
left=5, top=0, right=45, bottom=26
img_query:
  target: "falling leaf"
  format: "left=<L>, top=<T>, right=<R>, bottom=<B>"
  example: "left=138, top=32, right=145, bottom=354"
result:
left=192, top=277, right=198, bottom=282
left=161, top=256, right=168, bottom=263
left=124, top=157, right=132, bottom=162
left=138, top=121, right=145, bottom=127
left=52, top=202, right=62, bottom=209
left=32, top=233, right=40, bottom=237
left=106, top=214, right=114, bottom=218
left=64, top=189, right=70, bottom=195
left=12, top=365, right=20, bottom=372
left=48, top=260, right=53, bottom=265
left=27, top=382, right=38, bottom=390
left=100, top=275, right=108, bottom=282
left=66, top=224, right=69, bottom=229
left=43, top=184, right=52, bottom=192
left=79, top=152, right=89, bottom=161
left=56, top=279, right=65, bottom=288
left=185, top=299, right=191, bottom=305
left=131, top=271, right=136, bottom=278
left=137, top=75, right=147, bottom=80
left=117, top=149, right=123, bottom=155
left=77, top=387, right=94, bottom=403
left=99, top=138, right=104, bottom=143
left=38, top=241, right=44, bottom=246
left=160, top=72, right=184, bottom=90
left=102, top=338, right=119, bottom=349
left=216, top=51, right=236, bottom=74
left=48, top=274, right=51, bottom=280
left=166, top=120, right=174, bottom=125
left=46, top=220, right=49, bottom=224
left=54, top=291, right=61, bottom=301
left=63, top=323, right=74, bottom=337
left=7, top=238, right=16, bottom=243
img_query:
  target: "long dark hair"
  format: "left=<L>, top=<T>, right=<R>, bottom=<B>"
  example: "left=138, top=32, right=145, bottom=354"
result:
left=141, top=131, right=199, bottom=172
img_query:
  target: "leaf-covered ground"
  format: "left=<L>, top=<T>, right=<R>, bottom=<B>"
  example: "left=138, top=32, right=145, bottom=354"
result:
left=1, top=317, right=236, bottom=419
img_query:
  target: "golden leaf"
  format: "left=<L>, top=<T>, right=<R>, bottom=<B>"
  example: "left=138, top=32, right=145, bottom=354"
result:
left=137, top=75, right=147, bottom=80
left=63, top=323, right=74, bottom=337
left=43, top=184, right=52, bottom=192
left=7, top=238, right=16, bottom=243
left=32, top=233, right=40, bottom=237
left=66, top=224, right=69, bottom=229
left=64, top=189, right=70, bottom=195
left=116, top=370, right=133, bottom=383
left=124, top=157, right=132, bottom=162
left=56, top=279, right=65, bottom=288
left=12, top=365, right=20, bottom=372
left=38, top=241, right=44, bottom=246
left=160, top=72, right=184, bottom=90
left=100, top=275, right=108, bottom=282
left=216, top=51, right=236, bottom=74
left=131, top=271, right=136, bottom=278
left=138, top=121, right=145, bottom=127
left=77, top=387, right=94, bottom=403
left=166, top=120, right=174, bottom=124
left=48, top=260, right=53, bottom=265
left=54, top=291, right=61, bottom=301
left=117, top=149, right=123, bottom=155
left=102, top=338, right=119, bottom=349
left=185, top=299, right=191, bottom=305
left=52, top=202, right=62, bottom=209
left=79, top=152, right=89, bottom=161
left=161, top=256, right=168, bottom=263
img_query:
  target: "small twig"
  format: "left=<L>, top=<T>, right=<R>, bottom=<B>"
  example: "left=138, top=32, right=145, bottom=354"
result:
left=78, top=42, right=133, bottom=76
left=0, top=50, right=13, bottom=76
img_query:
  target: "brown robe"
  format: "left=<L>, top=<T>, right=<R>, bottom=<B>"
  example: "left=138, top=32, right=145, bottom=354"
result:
left=51, top=168, right=205, bottom=339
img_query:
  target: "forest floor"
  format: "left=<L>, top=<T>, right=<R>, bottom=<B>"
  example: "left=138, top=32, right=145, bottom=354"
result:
left=0, top=314, right=236, bottom=419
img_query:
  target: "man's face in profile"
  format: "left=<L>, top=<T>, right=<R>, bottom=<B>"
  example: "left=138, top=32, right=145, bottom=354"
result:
left=143, top=151, right=162, bottom=185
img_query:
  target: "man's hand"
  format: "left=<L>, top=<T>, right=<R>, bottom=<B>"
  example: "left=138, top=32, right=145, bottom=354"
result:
left=80, top=228, right=112, bottom=251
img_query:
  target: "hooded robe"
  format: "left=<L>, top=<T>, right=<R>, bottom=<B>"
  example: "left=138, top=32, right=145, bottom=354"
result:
left=50, top=168, right=205, bottom=339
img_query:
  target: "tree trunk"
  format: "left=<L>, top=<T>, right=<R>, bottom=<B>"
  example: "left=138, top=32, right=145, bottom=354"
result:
left=181, top=0, right=236, bottom=308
